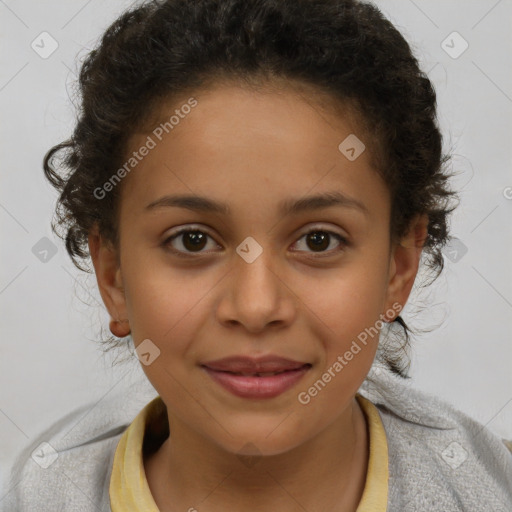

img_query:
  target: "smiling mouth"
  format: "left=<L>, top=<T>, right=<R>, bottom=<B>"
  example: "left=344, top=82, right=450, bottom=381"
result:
left=213, top=365, right=311, bottom=377
left=201, top=364, right=312, bottom=399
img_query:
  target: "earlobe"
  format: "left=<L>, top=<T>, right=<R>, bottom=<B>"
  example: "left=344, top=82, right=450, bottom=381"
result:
left=384, top=214, right=429, bottom=319
left=88, top=225, right=131, bottom=337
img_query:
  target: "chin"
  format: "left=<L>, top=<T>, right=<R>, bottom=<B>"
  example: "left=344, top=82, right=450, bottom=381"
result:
left=211, top=426, right=308, bottom=459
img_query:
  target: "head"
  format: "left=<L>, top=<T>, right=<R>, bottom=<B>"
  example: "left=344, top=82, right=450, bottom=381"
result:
left=44, top=0, right=455, bottom=455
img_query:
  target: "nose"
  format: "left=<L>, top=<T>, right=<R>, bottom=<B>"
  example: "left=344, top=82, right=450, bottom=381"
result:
left=215, top=246, right=296, bottom=333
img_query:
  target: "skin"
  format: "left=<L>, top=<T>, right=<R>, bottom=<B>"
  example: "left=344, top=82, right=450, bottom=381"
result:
left=89, top=81, right=428, bottom=512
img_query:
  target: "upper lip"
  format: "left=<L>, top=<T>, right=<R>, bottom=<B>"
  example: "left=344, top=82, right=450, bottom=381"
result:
left=201, top=355, right=311, bottom=373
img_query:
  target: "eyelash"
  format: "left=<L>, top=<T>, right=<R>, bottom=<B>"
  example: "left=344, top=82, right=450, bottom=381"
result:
left=161, top=225, right=349, bottom=259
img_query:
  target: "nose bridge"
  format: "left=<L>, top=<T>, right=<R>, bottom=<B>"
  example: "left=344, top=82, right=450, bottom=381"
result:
left=234, top=236, right=281, bottom=302
left=217, top=236, right=294, bottom=331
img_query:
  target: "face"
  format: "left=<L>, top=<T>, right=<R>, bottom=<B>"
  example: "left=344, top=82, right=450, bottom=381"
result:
left=90, top=81, right=424, bottom=457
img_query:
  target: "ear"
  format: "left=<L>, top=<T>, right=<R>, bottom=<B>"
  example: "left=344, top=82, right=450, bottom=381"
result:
left=383, top=214, right=429, bottom=320
left=88, top=224, right=130, bottom=337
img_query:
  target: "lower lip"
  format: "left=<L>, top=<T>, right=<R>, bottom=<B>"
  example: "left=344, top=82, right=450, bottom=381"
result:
left=202, top=366, right=311, bottom=399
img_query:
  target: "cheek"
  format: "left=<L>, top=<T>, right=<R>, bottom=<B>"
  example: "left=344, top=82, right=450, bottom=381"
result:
left=293, top=271, right=386, bottom=417
left=304, top=260, right=389, bottom=336
left=123, top=266, right=214, bottom=394
left=123, top=257, right=214, bottom=349
left=298, top=255, right=390, bottom=387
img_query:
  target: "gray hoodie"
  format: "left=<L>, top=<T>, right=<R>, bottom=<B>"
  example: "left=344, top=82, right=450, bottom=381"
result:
left=2, top=365, right=511, bottom=511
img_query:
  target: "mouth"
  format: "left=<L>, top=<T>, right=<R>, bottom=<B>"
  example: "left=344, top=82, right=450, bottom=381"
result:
left=206, top=366, right=311, bottom=377
left=201, top=355, right=311, bottom=373
left=210, top=368, right=304, bottom=377
left=200, top=358, right=312, bottom=399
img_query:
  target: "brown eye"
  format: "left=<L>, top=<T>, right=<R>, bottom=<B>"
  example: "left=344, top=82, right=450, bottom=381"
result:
left=306, top=231, right=330, bottom=251
left=293, top=229, right=347, bottom=255
left=181, top=231, right=207, bottom=251
left=164, top=229, right=218, bottom=255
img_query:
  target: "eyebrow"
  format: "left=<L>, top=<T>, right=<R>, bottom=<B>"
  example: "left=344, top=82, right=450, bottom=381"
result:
left=144, top=191, right=369, bottom=217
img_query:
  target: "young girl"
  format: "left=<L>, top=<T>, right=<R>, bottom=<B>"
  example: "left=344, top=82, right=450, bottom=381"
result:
left=4, top=0, right=512, bottom=510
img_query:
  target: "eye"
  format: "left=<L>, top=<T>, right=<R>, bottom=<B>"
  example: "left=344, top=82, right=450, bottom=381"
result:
left=162, top=225, right=348, bottom=258
left=162, top=227, right=220, bottom=256
left=291, top=227, right=348, bottom=256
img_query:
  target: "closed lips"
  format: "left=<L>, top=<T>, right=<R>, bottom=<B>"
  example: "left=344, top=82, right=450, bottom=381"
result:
left=201, top=356, right=312, bottom=374
left=213, top=365, right=312, bottom=377
left=201, top=357, right=313, bottom=399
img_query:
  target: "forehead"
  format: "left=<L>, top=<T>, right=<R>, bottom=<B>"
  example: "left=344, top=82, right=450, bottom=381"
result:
left=118, top=82, right=388, bottom=219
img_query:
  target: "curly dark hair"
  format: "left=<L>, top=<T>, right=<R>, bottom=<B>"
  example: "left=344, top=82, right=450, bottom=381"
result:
left=44, top=0, right=457, bottom=378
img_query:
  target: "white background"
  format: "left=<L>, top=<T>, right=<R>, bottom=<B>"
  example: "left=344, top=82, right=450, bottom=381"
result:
left=1, top=0, right=511, bottom=496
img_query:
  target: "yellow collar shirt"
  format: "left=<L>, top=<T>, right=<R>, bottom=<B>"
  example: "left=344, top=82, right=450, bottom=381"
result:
left=109, top=393, right=389, bottom=511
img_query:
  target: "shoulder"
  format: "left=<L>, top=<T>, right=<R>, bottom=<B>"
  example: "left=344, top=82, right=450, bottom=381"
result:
left=359, top=366, right=512, bottom=512
left=1, top=380, right=158, bottom=512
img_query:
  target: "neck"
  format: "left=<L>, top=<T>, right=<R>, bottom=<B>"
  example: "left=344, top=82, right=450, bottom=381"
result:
left=145, top=396, right=368, bottom=512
